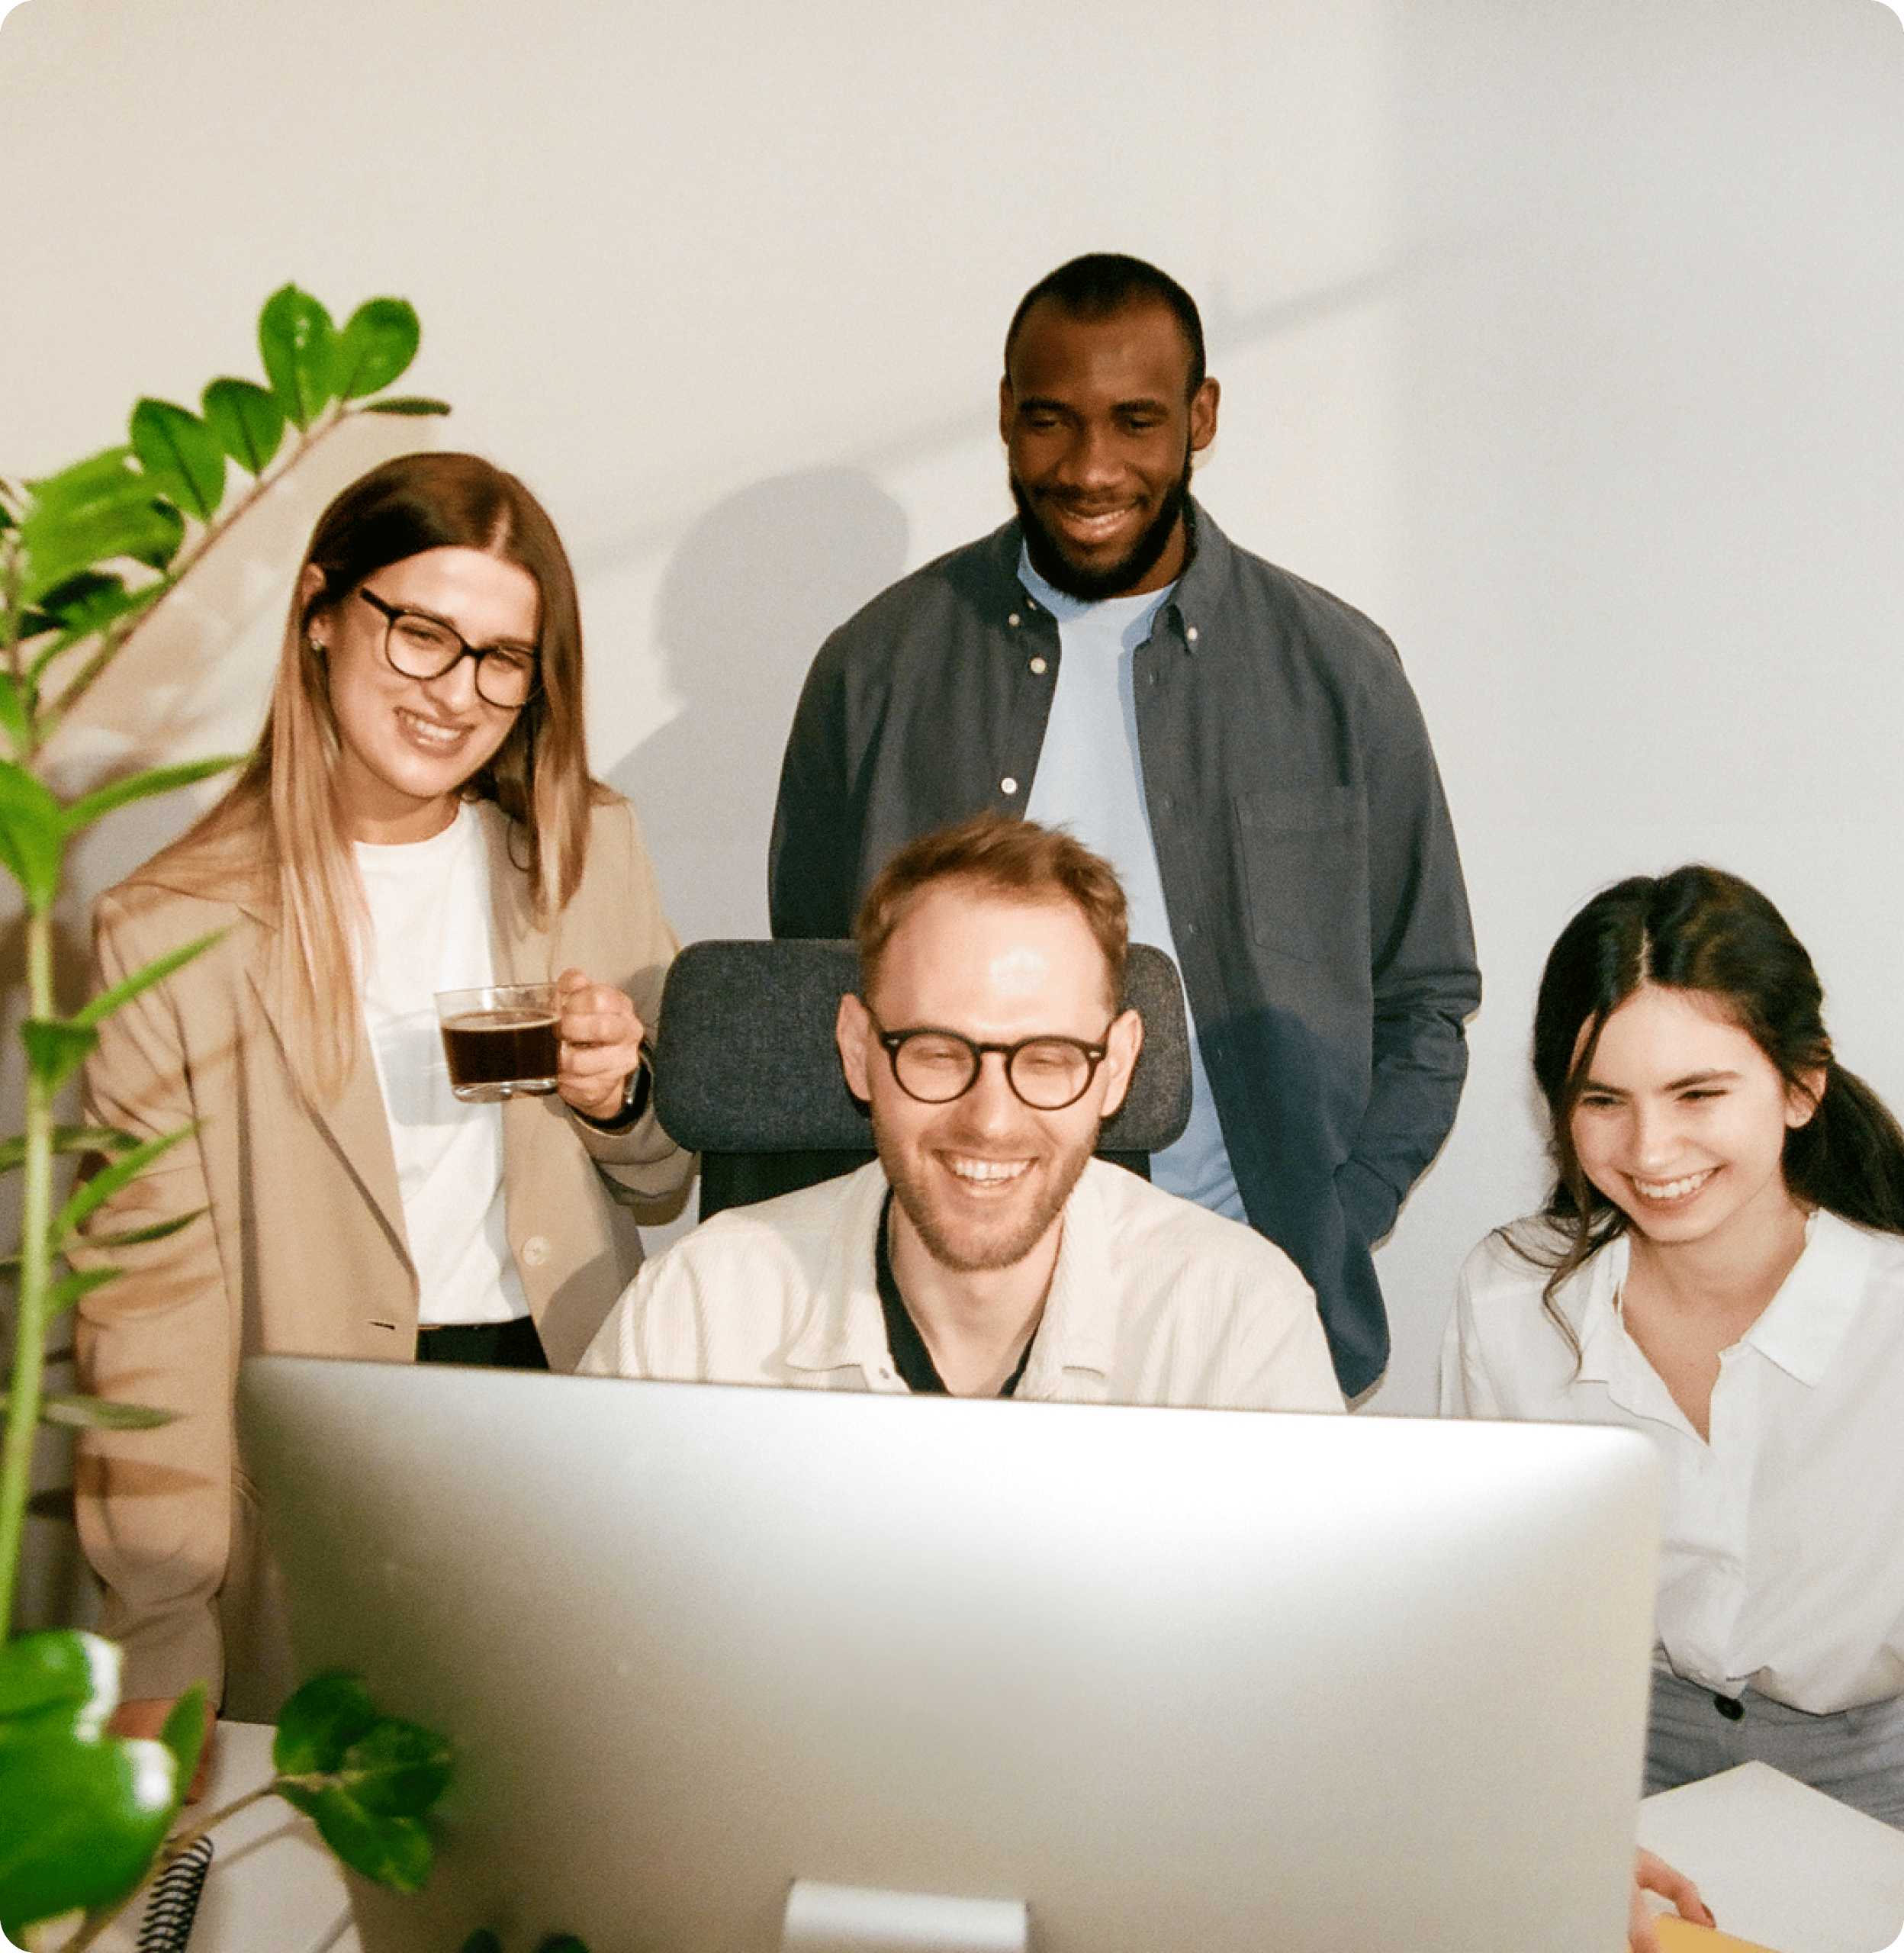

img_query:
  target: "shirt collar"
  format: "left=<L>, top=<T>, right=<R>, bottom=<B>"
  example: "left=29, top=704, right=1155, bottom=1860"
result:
left=1574, top=1208, right=1873, bottom=1395
left=782, top=1160, right=1114, bottom=1393
left=1741, top=1208, right=1873, bottom=1384
left=1015, top=1160, right=1118, bottom=1395
left=1571, top=1235, right=1632, bottom=1390
left=987, top=500, right=1230, bottom=641
left=783, top=1163, right=896, bottom=1379
left=1015, top=546, right=1175, bottom=633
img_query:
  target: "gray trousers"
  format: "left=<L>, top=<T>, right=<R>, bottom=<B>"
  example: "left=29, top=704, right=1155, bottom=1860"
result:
left=1646, top=1666, right=1904, bottom=1828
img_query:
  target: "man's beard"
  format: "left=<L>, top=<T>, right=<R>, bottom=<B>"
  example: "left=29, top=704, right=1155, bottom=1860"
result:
left=1011, top=450, right=1194, bottom=603
left=878, top=1128, right=1095, bottom=1275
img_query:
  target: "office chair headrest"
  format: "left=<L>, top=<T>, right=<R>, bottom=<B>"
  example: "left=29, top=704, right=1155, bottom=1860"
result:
left=653, top=938, right=1193, bottom=1157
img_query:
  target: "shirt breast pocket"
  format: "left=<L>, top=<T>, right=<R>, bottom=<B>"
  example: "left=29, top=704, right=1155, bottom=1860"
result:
left=1231, top=787, right=1368, bottom=968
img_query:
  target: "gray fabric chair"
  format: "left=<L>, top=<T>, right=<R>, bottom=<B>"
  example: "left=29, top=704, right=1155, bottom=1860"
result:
left=652, top=939, right=1194, bottom=1220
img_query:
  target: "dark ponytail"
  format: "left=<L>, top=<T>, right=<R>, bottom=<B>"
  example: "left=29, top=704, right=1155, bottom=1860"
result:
left=1783, top=1063, right=1904, bottom=1233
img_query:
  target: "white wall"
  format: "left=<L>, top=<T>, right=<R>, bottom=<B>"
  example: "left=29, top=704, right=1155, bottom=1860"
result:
left=3, top=0, right=1901, bottom=1436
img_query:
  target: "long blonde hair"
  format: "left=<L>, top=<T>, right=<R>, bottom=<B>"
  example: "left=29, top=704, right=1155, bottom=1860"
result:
left=137, top=452, right=601, bottom=1103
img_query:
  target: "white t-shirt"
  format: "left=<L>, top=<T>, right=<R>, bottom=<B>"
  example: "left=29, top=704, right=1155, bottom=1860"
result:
left=1441, top=1208, right=1904, bottom=1713
left=1018, top=550, right=1243, bottom=1219
left=353, top=803, right=529, bottom=1327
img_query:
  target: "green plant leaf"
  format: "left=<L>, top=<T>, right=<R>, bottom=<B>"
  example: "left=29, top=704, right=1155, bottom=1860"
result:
left=333, top=298, right=421, bottom=401
left=459, top=1935, right=504, bottom=1953
left=0, top=1631, right=179, bottom=1938
left=53, top=1125, right=191, bottom=1237
left=20, top=1018, right=97, bottom=1092
left=24, top=572, right=168, bottom=674
left=272, top=1669, right=377, bottom=1774
left=63, top=756, right=241, bottom=836
left=18, top=448, right=184, bottom=603
left=129, top=398, right=227, bottom=523
left=273, top=1671, right=454, bottom=1896
left=21, top=447, right=134, bottom=523
left=43, top=1267, right=126, bottom=1321
left=259, top=285, right=338, bottom=431
left=77, top=1209, right=204, bottom=1251
left=159, top=1684, right=207, bottom=1795
left=201, top=375, right=286, bottom=475
left=30, top=1392, right=178, bottom=1431
left=30, top=568, right=122, bottom=625
left=0, top=1125, right=135, bottom=1174
left=69, top=927, right=226, bottom=1030
left=0, top=758, right=69, bottom=914
left=362, top=396, right=452, bottom=417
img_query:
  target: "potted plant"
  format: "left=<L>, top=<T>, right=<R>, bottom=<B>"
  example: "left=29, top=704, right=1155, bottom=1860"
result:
left=0, top=285, right=459, bottom=1947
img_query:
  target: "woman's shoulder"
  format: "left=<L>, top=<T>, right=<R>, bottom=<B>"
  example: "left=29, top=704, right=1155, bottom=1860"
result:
left=475, top=783, right=639, bottom=863
left=92, top=877, right=266, bottom=988
left=104, top=796, right=273, bottom=923
left=571, top=788, right=667, bottom=917
left=1457, top=1215, right=1572, bottom=1298
left=583, top=784, right=640, bottom=850
left=1811, top=1206, right=1904, bottom=1289
left=96, top=823, right=273, bottom=960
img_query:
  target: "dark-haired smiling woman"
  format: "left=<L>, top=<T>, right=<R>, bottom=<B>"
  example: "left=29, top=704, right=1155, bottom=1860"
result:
left=72, top=452, right=690, bottom=1765
left=1443, top=867, right=1904, bottom=1939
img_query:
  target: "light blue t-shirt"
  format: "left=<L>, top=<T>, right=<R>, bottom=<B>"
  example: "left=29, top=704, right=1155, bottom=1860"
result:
left=1018, top=550, right=1244, bottom=1221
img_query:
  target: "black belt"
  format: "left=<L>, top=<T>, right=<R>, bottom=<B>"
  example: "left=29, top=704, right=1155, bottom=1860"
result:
left=414, top=1315, right=548, bottom=1369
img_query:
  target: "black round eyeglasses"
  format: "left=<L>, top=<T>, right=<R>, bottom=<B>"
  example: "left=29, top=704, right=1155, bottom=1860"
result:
left=357, top=587, right=541, bottom=709
left=873, top=1018, right=1114, bottom=1111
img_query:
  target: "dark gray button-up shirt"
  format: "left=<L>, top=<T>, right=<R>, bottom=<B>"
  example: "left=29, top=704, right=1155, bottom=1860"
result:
left=769, top=504, right=1479, bottom=1395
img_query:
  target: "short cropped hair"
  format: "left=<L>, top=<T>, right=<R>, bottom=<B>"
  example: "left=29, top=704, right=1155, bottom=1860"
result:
left=854, top=815, right=1129, bottom=1008
left=1003, top=253, right=1207, bottom=397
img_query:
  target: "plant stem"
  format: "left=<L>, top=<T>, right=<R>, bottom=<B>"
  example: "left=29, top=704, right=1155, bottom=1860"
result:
left=53, top=1784, right=279, bottom=1952
left=0, top=908, right=56, bottom=1638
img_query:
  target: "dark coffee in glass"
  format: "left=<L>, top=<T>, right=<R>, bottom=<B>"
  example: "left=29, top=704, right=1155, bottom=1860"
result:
left=436, top=985, right=560, bottom=1102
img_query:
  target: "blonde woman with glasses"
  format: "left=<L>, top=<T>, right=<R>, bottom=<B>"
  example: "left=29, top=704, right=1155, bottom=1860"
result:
left=73, top=451, right=691, bottom=1771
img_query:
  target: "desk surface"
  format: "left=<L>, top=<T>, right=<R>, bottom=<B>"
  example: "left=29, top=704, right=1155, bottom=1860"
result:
left=12, top=1736, right=1904, bottom=1953
left=1635, top=1763, right=1904, bottom=1953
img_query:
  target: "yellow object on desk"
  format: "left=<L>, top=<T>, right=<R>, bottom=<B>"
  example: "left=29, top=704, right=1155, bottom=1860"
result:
left=1655, top=1918, right=1783, bottom=1953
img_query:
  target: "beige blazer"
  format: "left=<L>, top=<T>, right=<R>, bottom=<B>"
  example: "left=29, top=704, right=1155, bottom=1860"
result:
left=73, top=795, right=692, bottom=1713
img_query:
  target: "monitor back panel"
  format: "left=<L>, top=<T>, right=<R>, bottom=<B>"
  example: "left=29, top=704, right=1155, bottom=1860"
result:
left=238, top=1358, right=1660, bottom=1953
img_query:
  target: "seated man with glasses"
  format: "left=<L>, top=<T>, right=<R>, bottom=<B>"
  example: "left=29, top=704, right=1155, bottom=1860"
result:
left=582, top=815, right=1341, bottom=1410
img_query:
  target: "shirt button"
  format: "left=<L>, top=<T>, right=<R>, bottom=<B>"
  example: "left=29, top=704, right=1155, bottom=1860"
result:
left=1008, top=613, right=1022, bottom=627
left=1185, top=625, right=1200, bottom=644
left=520, top=1236, right=551, bottom=1268
left=1001, top=777, right=1019, bottom=796
left=1029, top=657, right=1048, bottom=675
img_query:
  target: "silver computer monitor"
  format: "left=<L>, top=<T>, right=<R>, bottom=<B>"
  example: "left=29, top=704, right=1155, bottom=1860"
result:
left=238, top=1358, right=1660, bottom=1953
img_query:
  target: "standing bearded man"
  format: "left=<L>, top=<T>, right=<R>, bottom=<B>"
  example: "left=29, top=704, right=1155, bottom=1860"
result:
left=769, top=253, right=1478, bottom=1398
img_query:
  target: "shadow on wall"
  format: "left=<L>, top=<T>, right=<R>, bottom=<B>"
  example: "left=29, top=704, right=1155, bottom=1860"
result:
left=613, top=468, right=908, bottom=948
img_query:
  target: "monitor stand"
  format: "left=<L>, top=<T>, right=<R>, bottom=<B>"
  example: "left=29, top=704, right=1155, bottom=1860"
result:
left=781, top=1880, right=1030, bottom=1953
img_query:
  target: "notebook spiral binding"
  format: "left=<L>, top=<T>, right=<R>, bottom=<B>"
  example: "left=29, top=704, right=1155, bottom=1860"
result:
left=137, top=1835, right=214, bottom=1953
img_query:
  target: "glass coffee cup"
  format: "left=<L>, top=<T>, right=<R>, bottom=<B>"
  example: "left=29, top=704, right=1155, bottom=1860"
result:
left=436, top=983, right=560, bottom=1102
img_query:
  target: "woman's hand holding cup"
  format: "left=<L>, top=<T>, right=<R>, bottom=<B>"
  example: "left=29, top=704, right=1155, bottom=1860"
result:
left=555, top=967, right=647, bottom=1123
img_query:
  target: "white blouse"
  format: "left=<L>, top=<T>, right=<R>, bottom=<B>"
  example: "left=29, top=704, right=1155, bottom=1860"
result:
left=1441, top=1208, right=1904, bottom=1714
